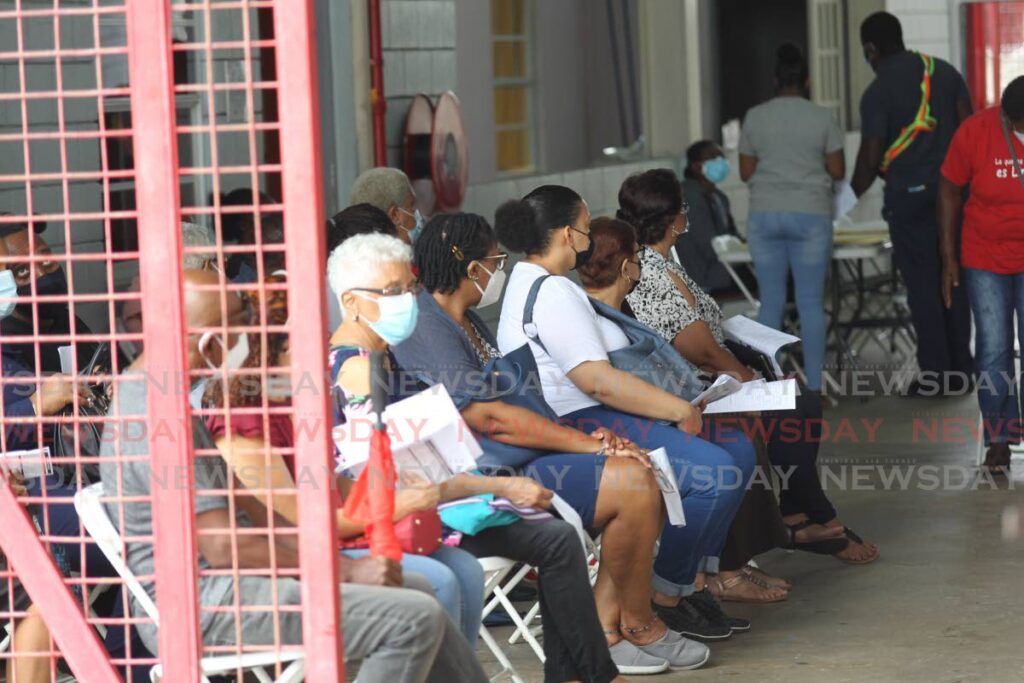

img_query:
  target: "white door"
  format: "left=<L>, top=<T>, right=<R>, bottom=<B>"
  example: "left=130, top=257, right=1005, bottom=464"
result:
left=808, top=0, right=847, bottom=129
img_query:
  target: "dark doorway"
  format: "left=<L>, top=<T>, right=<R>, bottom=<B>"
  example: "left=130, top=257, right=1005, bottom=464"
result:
left=716, top=0, right=809, bottom=125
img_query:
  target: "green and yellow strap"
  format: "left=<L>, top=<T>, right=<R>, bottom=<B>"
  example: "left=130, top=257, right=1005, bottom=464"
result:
left=880, top=52, right=937, bottom=173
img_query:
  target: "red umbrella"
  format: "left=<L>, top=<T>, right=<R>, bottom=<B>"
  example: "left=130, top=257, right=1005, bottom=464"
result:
left=341, top=351, right=401, bottom=561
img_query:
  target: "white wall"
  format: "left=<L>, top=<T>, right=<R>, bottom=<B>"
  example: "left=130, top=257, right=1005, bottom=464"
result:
left=380, top=0, right=458, bottom=169
left=887, top=0, right=955, bottom=62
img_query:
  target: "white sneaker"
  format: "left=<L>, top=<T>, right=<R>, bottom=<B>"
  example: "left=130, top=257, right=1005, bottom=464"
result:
left=608, top=639, right=670, bottom=675
left=636, top=630, right=710, bottom=671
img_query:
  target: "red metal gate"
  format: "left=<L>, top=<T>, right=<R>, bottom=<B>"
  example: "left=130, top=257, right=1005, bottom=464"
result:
left=0, top=0, right=341, bottom=679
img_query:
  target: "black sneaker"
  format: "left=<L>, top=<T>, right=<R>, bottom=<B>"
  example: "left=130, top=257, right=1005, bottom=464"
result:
left=652, top=598, right=732, bottom=641
left=686, top=588, right=751, bottom=632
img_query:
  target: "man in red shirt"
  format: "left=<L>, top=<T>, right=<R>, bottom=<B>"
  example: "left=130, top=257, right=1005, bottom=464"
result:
left=939, top=76, right=1024, bottom=473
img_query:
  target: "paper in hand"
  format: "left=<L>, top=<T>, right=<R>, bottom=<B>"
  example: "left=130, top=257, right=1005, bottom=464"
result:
left=691, top=374, right=742, bottom=406
left=721, top=315, right=800, bottom=378
left=648, top=448, right=685, bottom=526
left=333, top=384, right=481, bottom=482
left=701, top=378, right=798, bottom=414
left=0, top=447, right=53, bottom=480
left=833, top=180, right=858, bottom=219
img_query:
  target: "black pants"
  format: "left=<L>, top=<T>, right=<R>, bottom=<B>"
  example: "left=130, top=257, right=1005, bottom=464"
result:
left=760, top=387, right=837, bottom=525
left=719, top=438, right=789, bottom=571
left=459, top=519, right=618, bottom=683
left=883, top=183, right=974, bottom=374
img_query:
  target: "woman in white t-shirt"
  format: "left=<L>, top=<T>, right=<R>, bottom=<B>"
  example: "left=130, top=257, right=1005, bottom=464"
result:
left=495, top=185, right=756, bottom=646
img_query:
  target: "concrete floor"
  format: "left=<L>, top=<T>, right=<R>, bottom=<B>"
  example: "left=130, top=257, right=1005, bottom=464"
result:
left=481, top=391, right=1024, bottom=682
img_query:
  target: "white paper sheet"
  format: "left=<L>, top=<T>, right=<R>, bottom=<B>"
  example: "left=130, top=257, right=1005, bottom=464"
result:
left=551, top=493, right=592, bottom=554
left=701, top=379, right=798, bottom=414
left=648, top=447, right=686, bottom=526
left=58, top=346, right=74, bottom=374
left=721, top=315, right=801, bottom=378
left=0, top=447, right=53, bottom=479
left=833, top=180, right=858, bottom=219
left=690, top=374, right=742, bottom=407
left=333, top=385, right=482, bottom=482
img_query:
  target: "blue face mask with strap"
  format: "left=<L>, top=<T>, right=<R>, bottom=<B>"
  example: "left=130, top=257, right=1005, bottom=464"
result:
left=354, top=291, right=419, bottom=346
left=702, top=156, right=731, bottom=184
left=398, top=208, right=425, bottom=243
left=0, top=270, right=17, bottom=319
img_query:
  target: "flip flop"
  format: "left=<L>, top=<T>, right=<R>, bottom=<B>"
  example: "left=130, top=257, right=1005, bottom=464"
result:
left=834, top=528, right=879, bottom=565
left=784, top=520, right=849, bottom=556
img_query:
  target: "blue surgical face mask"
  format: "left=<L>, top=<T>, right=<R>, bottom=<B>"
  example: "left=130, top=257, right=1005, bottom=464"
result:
left=0, top=270, right=17, bottom=319
left=189, top=378, right=207, bottom=410
left=398, top=208, right=425, bottom=242
left=354, top=291, right=419, bottom=346
left=702, top=157, right=730, bottom=184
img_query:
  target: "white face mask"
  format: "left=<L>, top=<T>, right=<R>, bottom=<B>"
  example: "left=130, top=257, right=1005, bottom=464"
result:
left=198, top=331, right=250, bottom=371
left=265, top=374, right=292, bottom=401
left=472, top=262, right=507, bottom=309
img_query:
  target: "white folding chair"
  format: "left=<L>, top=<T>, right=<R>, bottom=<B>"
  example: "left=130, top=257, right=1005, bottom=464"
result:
left=73, top=483, right=305, bottom=683
left=506, top=535, right=602, bottom=656
left=709, top=236, right=759, bottom=313
left=477, top=556, right=544, bottom=683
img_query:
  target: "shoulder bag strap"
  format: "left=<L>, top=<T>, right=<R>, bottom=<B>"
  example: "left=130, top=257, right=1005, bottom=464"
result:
left=1000, top=113, right=1024, bottom=192
left=521, top=274, right=551, bottom=352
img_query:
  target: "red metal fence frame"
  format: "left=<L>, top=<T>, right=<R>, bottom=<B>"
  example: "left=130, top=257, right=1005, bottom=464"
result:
left=126, top=0, right=202, bottom=679
left=273, top=1, right=345, bottom=680
left=0, top=0, right=342, bottom=679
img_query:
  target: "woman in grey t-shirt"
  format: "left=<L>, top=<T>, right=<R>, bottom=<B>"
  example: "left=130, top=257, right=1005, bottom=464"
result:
left=739, top=43, right=845, bottom=393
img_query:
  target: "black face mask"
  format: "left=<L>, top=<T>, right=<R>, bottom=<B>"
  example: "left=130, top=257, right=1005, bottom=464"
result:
left=16, top=268, right=69, bottom=319
left=573, top=246, right=593, bottom=270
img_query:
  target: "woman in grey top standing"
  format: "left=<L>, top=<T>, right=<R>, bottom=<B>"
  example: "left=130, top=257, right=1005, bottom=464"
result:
left=739, top=43, right=845, bottom=393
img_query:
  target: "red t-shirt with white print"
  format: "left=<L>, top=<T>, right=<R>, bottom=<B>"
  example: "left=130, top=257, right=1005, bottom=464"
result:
left=941, top=106, right=1024, bottom=274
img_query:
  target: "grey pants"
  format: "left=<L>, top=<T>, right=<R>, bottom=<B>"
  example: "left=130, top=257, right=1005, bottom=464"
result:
left=141, top=578, right=486, bottom=683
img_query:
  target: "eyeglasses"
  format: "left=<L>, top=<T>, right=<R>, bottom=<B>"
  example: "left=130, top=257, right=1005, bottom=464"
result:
left=568, top=226, right=591, bottom=238
left=478, top=252, right=509, bottom=271
left=348, top=283, right=422, bottom=297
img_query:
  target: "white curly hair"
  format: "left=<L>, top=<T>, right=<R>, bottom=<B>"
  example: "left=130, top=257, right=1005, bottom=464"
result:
left=327, top=233, right=413, bottom=319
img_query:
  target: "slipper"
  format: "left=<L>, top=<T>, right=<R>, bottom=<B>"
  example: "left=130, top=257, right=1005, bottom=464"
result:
left=784, top=520, right=849, bottom=556
left=834, top=528, right=879, bottom=565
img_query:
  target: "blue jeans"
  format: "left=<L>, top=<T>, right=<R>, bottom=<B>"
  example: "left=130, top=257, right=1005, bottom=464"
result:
left=342, top=545, right=484, bottom=646
left=559, top=406, right=754, bottom=597
left=747, top=211, right=833, bottom=390
left=964, top=267, right=1023, bottom=444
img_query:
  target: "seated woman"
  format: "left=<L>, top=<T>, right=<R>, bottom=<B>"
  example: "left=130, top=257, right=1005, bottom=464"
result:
left=679, top=140, right=749, bottom=296
left=578, top=216, right=792, bottom=602
left=493, top=186, right=757, bottom=644
left=617, top=168, right=878, bottom=565
left=199, top=271, right=486, bottom=649
left=393, top=213, right=709, bottom=672
left=325, top=233, right=657, bottom=680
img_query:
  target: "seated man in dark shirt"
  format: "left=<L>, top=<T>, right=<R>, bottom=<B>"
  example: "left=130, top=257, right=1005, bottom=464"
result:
left=0, top=214, right=103, bottom=375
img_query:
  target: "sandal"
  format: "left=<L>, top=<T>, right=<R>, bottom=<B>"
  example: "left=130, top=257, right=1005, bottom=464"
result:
left=785, top=520, right=849, bottom=556
left=708, top=574, right=787, bottom=604
left=834, top=528, right=879, bottom=565
left=741, top=565, right=792, bottom=590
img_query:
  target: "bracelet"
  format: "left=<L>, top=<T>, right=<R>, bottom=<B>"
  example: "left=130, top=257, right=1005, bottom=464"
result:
left=594, top=444, right=607, bottom=457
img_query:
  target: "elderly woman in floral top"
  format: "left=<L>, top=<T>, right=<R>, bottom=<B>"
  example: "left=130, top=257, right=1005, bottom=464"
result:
left=617, top=169, right=878, bottom=566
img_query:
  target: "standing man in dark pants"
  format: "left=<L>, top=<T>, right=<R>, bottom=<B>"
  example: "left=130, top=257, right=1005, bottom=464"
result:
left=852, top=11, right=974, bottom=397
